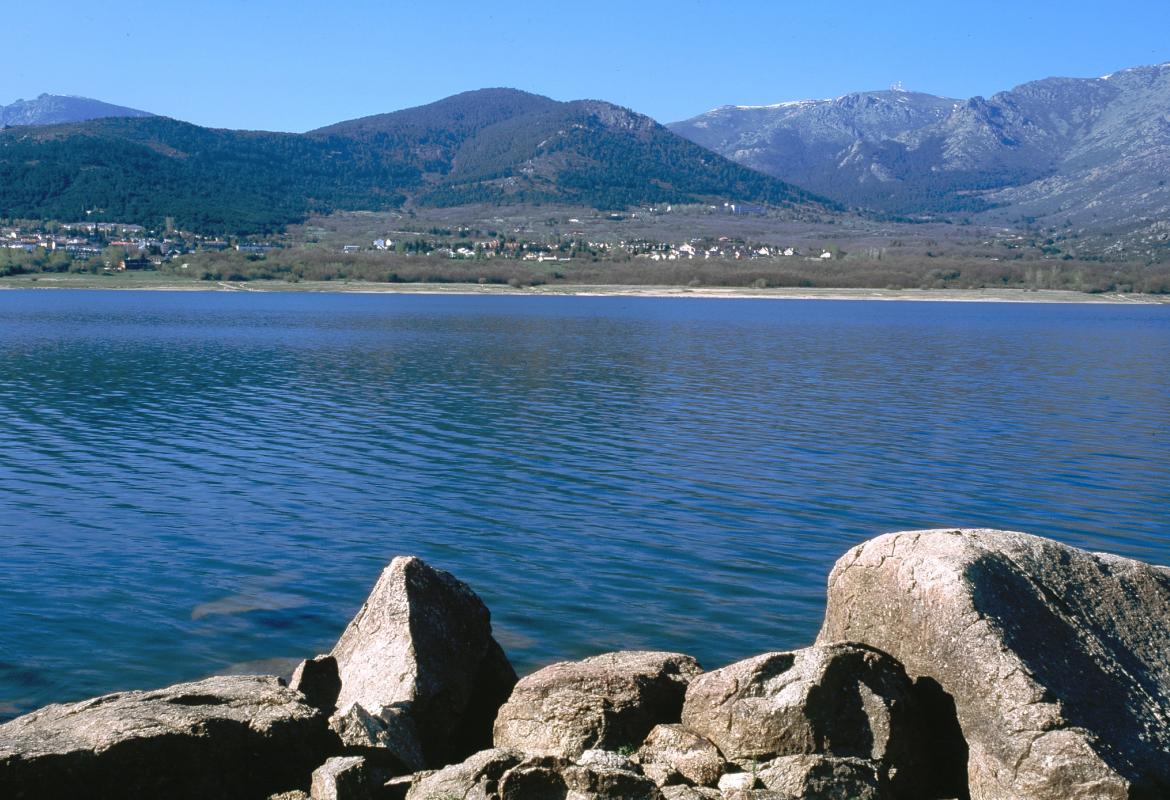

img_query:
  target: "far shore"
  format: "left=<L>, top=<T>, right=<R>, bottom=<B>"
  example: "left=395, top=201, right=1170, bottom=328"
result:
left=2, top=274, right=1168, bottom=303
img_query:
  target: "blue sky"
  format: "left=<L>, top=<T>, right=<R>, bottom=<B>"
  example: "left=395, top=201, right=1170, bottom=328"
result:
left=4, top=0, right=1168, bottom=132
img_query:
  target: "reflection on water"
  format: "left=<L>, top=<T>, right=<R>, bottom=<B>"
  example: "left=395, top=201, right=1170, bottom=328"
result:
left=0, top=290, right=1167, bottom=719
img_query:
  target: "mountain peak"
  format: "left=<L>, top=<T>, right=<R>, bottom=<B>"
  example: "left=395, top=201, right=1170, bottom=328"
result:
left=0, top=94, right=153, bottom=127
left=668, top=60, right=1170, bottom=225
left=310, top=88, right=558, bottom=137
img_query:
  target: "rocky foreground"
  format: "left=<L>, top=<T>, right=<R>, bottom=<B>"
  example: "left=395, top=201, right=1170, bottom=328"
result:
left=2, top=528, right=1168, bottom=800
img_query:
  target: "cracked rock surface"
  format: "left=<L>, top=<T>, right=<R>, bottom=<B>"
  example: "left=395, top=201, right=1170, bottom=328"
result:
left=0, top=675, right=334, bottom=800
left=681, top=643, right=933, bottom=799
left=330, top=556, right=517, bottom=768
left=493, top=651, right=702, bottom=758
left=818, top=528, right=1170, bottom=800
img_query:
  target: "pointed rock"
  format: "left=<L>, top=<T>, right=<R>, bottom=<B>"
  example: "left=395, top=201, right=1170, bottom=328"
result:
left=331, top=556, right=517, bottom=768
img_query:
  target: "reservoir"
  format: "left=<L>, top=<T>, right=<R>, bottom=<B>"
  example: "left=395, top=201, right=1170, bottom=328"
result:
left=1, top=290, right=1167, bottom=720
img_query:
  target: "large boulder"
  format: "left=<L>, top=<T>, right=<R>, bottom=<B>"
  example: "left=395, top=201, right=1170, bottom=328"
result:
left=493, top=651, right=702, bottom=758
left=0, top=675, right=335, bottom=799
left=330, top=556, right=517, bottom=767
left=681, top=644, right=931, bottom=798
left=817, top=528, right=1170, bottom=800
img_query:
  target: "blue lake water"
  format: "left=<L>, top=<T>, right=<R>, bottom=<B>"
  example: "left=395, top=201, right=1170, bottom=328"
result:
left=1, top=290, right=1168, bottom=721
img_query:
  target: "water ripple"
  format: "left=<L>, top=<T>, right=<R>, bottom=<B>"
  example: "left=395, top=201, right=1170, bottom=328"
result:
left=0, top=291, right=1167, bottom=718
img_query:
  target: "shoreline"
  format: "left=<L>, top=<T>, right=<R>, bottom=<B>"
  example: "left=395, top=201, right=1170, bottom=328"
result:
left=1, top=275, right=1168, bottom=303
left=3, top=532, right=1168, bottom=798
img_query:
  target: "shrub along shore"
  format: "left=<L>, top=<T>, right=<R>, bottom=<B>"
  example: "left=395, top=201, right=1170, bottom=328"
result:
left=1, top=528, right=1169, bottom=799
left=3, top=245, right=1170, bottom=295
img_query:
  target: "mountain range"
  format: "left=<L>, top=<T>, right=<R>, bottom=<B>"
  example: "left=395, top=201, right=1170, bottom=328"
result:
left=669, top=63, right=1170, bottom=228
left=0, top=94, right=152, bottom=127
left=2, top=62, right=1169, bottom=237
left=0, top=89, right=828, bottom=233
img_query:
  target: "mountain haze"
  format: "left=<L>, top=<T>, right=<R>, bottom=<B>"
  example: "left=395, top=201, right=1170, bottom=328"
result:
left=0, top=89, right=832, bottom=233
left=670, top=63, right=1170, bottom=226
left=0, top=94, right=153, bottom=127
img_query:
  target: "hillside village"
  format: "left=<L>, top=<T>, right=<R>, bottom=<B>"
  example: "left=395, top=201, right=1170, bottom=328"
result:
left=0, top=222, right=279, bottom=273
left=354, top=234, right=831, bottom=264
left=1, top=215, right=832, bottom=278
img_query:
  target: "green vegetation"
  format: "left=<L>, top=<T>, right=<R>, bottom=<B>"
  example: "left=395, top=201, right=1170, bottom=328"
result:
left=9, top=247, right=1155, bottom=294
left=0, top=245, right=75, bottom=276
left=0, top=91, right=832, bottom=236
left=0, top=118, right=415, bottom=234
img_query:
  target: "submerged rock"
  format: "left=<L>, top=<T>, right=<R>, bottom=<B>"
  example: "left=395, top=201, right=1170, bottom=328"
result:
left=330, top=556, right=517, bottom=767
left=818, top=528, right=1170, bottom=800
left=0, top=675, right=334, bottom=800
left=681, top=644, right=931, bottom=798
left=493, top=651, right=702, bottom=758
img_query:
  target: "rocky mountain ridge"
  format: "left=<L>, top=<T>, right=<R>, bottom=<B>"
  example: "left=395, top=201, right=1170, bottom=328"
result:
left=0, top=94, right=152, bottom=127
left=0, top=89, right=832, bottom=233
left=670, top=62, right=1170, bottom=230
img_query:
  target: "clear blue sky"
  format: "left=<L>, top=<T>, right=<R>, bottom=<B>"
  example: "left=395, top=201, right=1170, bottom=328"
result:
left=4, top=0, right=1168, bottom=132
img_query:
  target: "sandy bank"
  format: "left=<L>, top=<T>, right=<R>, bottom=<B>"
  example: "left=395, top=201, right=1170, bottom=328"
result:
left=2, top=274, right=1167, bottom=303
